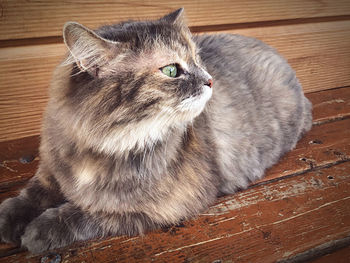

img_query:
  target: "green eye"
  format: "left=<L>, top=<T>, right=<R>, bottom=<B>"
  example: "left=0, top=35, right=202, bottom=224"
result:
left=161, top=64, right=177, bottom=78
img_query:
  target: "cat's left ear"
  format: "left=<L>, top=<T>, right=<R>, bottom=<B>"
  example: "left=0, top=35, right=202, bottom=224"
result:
left=63, top=22, right=121, bottom=77
left=161, top=8, right=187, bottom=27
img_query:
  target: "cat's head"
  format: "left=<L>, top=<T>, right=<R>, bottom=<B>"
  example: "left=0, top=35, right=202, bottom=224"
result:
left=57, top=8, right=212, bottom=155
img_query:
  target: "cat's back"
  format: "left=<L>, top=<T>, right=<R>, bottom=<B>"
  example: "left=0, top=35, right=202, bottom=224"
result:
left=193, top=33, right=312, bottom=193
left=194, top=33, right=290, bottom=87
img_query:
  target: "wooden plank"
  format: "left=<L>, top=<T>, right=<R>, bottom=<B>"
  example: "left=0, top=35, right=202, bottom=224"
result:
left=1, top=87, right=349, bottom=200
left=1, top=160, right=349, bottom=262
left=0, top=136, right=39, bottom=195
left=1, top=0, right=350, bottom=41
left=308, top=87, right=350, bottom=124
left=0, top=43, right=65, bottom=141
left=1, top=20, right=350, bottom=142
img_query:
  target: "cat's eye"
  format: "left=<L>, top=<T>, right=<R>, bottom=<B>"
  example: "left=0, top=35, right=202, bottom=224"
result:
left=161, top=64, right=178, bottom=78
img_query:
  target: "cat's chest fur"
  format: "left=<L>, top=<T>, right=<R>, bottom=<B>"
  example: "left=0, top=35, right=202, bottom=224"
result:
left=52, top=125, right=219, bottom=224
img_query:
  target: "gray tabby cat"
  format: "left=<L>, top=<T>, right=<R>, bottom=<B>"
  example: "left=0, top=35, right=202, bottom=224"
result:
left=0, top=8, right=312, bottom=253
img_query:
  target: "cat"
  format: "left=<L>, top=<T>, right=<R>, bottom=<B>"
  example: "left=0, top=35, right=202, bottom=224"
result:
left=0, top=8, right=312, bottom=254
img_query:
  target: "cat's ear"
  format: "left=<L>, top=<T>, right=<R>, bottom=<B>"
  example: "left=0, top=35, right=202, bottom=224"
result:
left=63, top=22, right=117, bottom=76
left=161, top=8, right=186, bottom=27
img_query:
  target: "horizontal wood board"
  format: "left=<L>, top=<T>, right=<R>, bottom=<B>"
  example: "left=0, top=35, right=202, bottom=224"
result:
left=1, top=20, right=350, bottom=142
left=1, top=0, right=350, bottom=41
left=1, top=160, right=349, bottom=262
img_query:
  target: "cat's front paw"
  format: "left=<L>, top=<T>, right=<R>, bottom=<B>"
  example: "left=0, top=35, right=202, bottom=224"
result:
left=21, top=207, right=74, bottom=254
left=0, top=197, right=39, bottom=244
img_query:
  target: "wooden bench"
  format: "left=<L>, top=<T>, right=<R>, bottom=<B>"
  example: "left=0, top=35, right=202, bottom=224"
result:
left=0, top=1, right=349, bottom=262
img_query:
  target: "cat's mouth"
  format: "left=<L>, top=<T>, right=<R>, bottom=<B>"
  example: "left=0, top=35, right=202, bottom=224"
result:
left=176, top=85, right=212, bottom=118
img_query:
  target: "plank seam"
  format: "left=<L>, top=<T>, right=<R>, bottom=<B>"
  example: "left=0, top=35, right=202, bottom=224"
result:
left=313, top=115, right=350, bottom=126
left=277, top=236, right=350, bottom=263
left=250, top=158, right=350, bottom=189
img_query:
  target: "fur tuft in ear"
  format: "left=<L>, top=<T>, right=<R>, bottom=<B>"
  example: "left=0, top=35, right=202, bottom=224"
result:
left=161, top=8, right=186, bottom=26
left=62, top=22, right=116, bottom=76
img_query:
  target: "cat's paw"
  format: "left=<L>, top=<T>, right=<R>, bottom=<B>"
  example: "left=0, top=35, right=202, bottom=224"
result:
left=21, top=207, right=74, bottom=254
left=0, top=197, right=39, bottom=244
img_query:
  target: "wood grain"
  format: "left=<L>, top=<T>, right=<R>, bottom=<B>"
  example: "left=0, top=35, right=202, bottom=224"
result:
left=1, top=20, right=350, bottom=142
left=1, top=161, right=349, bottom=262
left=0, top=43, right=65, bottom=141
left=1, top=0, right=350, bottom=41
left=308, top=86, right=350, bottom=124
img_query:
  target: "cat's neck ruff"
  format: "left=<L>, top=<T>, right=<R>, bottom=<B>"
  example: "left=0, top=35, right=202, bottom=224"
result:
left=97, top=88, right=212, bottom=157
left=98, top=110, right=188, bottom=157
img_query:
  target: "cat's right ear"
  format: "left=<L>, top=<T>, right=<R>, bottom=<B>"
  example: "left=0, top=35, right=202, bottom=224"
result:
left=161, top=8, right=186, bottom=27
left=63, top=22, right=117, bottom=76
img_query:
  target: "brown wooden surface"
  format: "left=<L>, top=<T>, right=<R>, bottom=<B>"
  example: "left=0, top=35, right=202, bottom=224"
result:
left=1, top=20, right=350, bottom=142
left=1, top=0, right=350, bottom=41
left=308, top=86, right=350, bottom=125
left=1, top=159, right=349, bottom=263
left=0, top=87, right=349, bottom=263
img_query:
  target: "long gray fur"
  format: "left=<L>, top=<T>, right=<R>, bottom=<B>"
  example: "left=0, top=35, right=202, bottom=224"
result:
left=0, top=8, right=312, bottom=253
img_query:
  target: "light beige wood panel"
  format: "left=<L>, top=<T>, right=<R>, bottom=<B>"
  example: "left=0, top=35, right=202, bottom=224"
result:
left=1, top=0, right=350, bottom=40
left=1, top=20, right=350, bottom=142
left=0, top=44, right=66, bottom=141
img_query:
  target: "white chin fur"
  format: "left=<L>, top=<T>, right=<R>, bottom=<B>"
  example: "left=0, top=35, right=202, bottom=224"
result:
left=90, top=87, right=212, bottom=156
left=177, top=85, right=213, bottom=119
left=97, top=107, right=186, bottom=155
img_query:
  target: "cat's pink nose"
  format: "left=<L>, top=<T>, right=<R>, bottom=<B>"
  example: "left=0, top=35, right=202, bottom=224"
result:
left=207, top=79, right=213, bottom=88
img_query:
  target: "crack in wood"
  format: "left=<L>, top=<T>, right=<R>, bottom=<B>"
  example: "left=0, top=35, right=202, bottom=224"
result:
left=312, top=114, right=350, bottom=126
left=250, top=159, right=350, bottom=189
left=0, top=161, right=18, bottom=173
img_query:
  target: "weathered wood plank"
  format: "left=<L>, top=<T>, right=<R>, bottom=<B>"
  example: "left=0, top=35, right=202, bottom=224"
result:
left=1, top=87, right=349, bottom=200
left=1, top=160, right=349, bottom=262
left=0, top=136, right=39, bottom=200
left=1, top=0, right=350, bottom=41
left=1, top=20, right=350, bottom=142
left=308, top=87, right=350, bottom=125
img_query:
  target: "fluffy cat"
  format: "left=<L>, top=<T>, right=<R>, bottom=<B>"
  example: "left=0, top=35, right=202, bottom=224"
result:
left=0, top=8, right=312, bottom=253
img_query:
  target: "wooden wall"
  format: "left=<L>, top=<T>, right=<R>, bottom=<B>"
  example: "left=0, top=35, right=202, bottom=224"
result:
left=1, top=0, right=350, bottom=142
